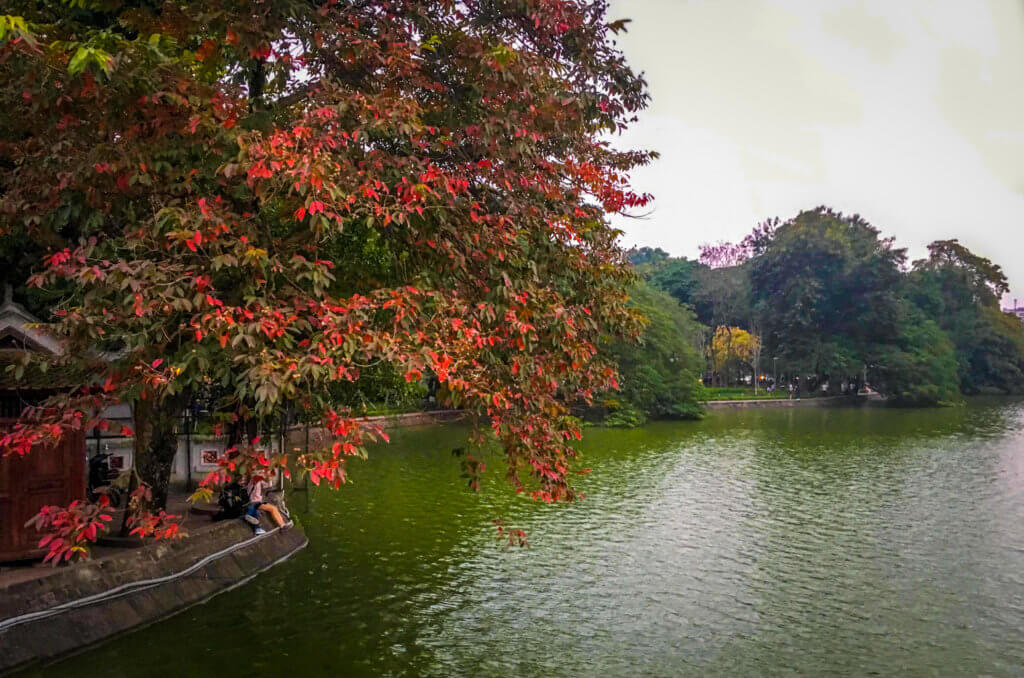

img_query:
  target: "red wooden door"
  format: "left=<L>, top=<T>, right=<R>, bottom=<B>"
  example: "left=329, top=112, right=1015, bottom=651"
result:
left=0, top=421, right=86, bottom=562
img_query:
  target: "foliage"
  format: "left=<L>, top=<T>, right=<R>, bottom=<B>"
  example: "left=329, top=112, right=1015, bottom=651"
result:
left=627, top=247, right=672, bottom=271
left=601, top=402, right=648, bottom=428
left=123, top=483, right=184, bottom=539
left=699, top=240, right=751, bottom=269
left=708, top=326, right=759, bottom=383
left=748, top=207, right=907, bottom=379
left=872, top=307, right=960, bottom=406
left=25, top=496, right=113, bottom=565
left=628, top=249, right=711, bottom=322
left=913, top=239, right=1009, bottom=302
left=1, top=0, right=653, bottom=555
left=635, top=211, right=1022, bottom=406
left=605, top=282, right=704, bottom=422
left=906, top=241, right=1024, bottom=394
left=326, top=362, right=429, bottom=415
left=648, top=258, right=702, bottom=309
left=692, top=265, right=751, bottom=331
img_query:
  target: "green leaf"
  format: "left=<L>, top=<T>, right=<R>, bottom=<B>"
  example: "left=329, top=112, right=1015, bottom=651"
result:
left=0, top=15, right=34, bottom=45
left=67, top=46, right=90, bottom=75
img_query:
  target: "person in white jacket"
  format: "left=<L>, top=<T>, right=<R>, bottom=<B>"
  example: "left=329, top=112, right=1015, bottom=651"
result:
left=244, top=474, right=289, bottom=534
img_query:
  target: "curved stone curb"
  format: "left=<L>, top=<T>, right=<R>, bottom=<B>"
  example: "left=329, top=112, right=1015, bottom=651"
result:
left=0, top=520, right=306, bottom=675
left=702, top=395, right=880, bottom=410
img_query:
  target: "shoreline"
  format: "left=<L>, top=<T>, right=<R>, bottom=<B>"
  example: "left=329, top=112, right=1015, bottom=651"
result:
left=702, top=395, right=879, bottom=410
left=0, top=519, right=306, bottom=676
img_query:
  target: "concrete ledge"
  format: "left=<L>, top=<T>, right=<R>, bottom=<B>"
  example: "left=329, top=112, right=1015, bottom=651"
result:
left=0, top=520, right=306, bottom=675
left=703, top=396, right=876, bottom=410
left=289, top=409, right=467, bottom=452
left=359, top=409, right=467, bottom=428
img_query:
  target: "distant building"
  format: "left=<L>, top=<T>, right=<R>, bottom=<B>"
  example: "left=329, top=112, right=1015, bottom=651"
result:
left=0, top=286, right=87, bottom=562
left=0, top=288, right=228, bottom=562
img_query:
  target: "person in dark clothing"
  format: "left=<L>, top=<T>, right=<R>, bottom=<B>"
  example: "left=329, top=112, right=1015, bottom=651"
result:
left=213, top=482, right=249, bottom=522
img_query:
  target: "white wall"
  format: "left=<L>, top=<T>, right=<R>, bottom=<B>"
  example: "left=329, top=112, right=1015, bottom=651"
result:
left=92, top=435, right=229, bottom=484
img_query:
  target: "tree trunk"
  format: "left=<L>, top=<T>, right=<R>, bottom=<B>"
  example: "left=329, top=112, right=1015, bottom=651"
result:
left=227, top=408, right=259, bottom=449
left=133, top=394, right=186, bottom=510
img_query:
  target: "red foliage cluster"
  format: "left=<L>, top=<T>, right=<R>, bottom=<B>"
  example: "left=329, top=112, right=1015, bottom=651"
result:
left=26, top=496, right=113, bottom=565
left=126, top=509, right=183, bottom=541
left=123, top=484, right=185, bottom=540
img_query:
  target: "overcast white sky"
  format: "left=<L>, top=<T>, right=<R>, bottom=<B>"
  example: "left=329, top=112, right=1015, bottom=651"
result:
left=607, top=0, right=1024, bottom=304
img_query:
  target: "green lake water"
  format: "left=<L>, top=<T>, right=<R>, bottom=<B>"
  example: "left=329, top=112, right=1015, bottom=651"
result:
left=30, top=399, right=1024, bottom=677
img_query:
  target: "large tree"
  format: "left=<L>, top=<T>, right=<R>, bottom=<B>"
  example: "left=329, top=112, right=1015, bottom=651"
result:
left=708, top=325, right=759, bottom=387
left=604, top=281, right=703, bottom=423
left=907, top=240, right=1024, bottom=394
left=871, top=303, right=960, bottom=406
left=0, top=1, right=652, bottom=552
left=748, top=207, right=906, bottom=385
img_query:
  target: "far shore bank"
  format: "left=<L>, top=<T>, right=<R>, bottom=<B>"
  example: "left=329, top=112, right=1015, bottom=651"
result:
left=319, top=397, right=881, bottom=439
left=702, top=395, right=879, bottom=410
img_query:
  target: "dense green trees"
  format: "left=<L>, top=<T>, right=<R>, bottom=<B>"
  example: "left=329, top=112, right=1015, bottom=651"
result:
left=632, top=208, right=1024, bottom=406
left=906, top=240, right=1024, bottom=394
left=603, top=282, right=703, bottom=425
left=648, top=258, right=702, bottom=310
left=747, top=208, right=907, bottom=392
left=872, top=306, right=960, bottom=405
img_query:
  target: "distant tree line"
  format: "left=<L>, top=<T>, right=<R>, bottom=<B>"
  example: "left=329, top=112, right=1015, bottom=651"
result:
left=612, top=206, right=1024, bottom=418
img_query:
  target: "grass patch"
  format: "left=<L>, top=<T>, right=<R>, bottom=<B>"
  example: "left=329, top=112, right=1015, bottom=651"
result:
left=702, top=387, right=819, bottom=401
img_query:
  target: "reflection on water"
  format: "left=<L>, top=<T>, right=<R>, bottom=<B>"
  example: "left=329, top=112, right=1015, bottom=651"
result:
left=30, top=399, right=1024, bottom=677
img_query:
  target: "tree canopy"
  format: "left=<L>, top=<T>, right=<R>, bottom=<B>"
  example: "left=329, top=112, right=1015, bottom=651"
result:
left=635, top=208, right=1024, bottom=406
left=708, top=325, right=759, bottom=386
left=604, top=281, right=703, bottom=424
left=0, top=0, right=654, bottom=553
left=906, top=240, right=1024, bottom=394
left=748, top=208, right=907, bottom=381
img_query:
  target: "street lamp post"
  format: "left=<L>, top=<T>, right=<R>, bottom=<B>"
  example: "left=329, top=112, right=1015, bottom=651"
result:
left=773, top=357, right=779, bottom=396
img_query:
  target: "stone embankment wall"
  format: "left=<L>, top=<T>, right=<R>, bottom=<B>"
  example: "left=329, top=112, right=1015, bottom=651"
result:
left=289, top=409, right=467, bottom=451
left=360, top=409, right=467, bottom=428
left=0, top=520, right=306, bottom=675
left=703, top=396, right=876, bottom=410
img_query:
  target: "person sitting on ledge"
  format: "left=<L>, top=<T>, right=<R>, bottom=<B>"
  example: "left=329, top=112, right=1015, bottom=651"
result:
left=244, top=474, right=290, bottom=534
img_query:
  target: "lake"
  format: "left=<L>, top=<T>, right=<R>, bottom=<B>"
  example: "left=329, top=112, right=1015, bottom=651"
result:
left=29, top=399, right=1024, bottom=677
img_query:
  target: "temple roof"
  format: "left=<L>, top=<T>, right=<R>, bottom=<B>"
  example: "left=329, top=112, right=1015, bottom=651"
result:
left=0, top=286, right=80, bottom=391
left=0, top=286, right=62, bottom=356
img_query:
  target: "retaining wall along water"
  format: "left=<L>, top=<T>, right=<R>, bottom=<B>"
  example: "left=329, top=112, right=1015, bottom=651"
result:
left=702, top=395, right=877, bottom=410
left=0, top=519, right=306, bottom=675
